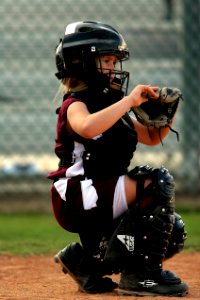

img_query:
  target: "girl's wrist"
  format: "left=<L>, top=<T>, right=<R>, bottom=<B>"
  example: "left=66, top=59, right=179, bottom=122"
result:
left=124, top=95, right=133, bottom=109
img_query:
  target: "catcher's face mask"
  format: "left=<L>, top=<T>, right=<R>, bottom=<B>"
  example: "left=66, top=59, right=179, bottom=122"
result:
left=95, top=53, right=129, bottom=94
left=96, top=55, right=118, bottom=82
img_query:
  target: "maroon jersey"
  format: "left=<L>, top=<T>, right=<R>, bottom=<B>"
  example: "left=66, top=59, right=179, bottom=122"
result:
left=48, top=93, right=138, bottom=233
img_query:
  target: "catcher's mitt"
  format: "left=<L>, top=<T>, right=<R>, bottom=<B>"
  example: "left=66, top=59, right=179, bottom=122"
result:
left=132, top=87, right=182, bottom=128
left=132, top=87, right=183, bottom=141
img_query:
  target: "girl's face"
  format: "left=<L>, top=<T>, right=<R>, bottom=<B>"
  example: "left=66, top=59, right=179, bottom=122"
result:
left=97, top=55, right=118, bottom=82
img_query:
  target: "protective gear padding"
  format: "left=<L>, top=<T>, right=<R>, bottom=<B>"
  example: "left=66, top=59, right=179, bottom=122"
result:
left=128, top=165, right=175, bottom=206
left=165, top=212, right=187, bottom=259
left=104, top=165, right=176, bottom=275
left=104, top=202, right=174, bottom=274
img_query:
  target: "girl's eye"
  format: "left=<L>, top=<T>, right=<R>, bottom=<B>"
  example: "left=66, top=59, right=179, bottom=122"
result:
left=103, top=59, right=117, bottom=65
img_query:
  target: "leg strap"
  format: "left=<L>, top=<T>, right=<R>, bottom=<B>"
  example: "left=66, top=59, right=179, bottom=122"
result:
left=165, top=212, right=187, bottom=259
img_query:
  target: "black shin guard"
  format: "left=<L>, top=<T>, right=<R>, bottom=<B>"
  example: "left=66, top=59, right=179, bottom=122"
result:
left=104, top=201, right=174, bottom=274
left=104, top=165, right=188, bottom=296
left=105, top=165, right=176, bottom=272
left=165, top=212, right=187, bottom=259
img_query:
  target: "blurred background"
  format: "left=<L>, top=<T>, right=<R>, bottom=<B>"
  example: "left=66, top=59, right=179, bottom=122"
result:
left=0, top=0, right=199, bottom=212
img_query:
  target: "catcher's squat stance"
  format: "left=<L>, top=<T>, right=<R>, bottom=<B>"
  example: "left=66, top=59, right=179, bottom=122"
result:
left=48, top=21, right=188, bottom=296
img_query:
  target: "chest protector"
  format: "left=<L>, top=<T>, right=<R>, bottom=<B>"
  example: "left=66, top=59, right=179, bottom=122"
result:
left=81, top=114, right=137, bottom=178
left=69, top=89, right=138, bottom=179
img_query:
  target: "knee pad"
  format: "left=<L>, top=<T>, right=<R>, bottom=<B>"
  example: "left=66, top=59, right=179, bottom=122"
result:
left=153, top=166, right=175, bottom=202
left=128, top=165, right=175, bottom=205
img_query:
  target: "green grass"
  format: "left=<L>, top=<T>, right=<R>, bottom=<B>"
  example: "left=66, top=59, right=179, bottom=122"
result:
left=0, top=211, right=199, bottom=255
left=181, top=211, right=200, bottom=251
left=0, top=213, right=79, bottom=255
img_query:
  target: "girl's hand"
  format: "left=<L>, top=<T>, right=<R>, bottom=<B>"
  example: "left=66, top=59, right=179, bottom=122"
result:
left=129, top=84, right=159, bottom=108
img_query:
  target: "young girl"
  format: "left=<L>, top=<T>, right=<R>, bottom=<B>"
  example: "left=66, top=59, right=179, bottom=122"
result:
left=48, top=21, right=188, bottom=296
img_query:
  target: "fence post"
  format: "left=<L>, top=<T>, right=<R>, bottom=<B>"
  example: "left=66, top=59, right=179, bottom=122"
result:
left=182, top=0, right=200, bottom=195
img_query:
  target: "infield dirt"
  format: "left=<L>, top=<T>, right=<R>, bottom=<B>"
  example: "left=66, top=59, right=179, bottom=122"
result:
left=0, top=252, right=199, bottom=300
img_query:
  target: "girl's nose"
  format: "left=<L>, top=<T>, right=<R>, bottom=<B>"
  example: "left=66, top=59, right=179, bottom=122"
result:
left=110, top=62, right=115, bottom=70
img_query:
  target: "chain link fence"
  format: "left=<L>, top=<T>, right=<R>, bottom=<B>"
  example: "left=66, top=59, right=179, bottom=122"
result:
left=0, top=0, right=199, bottom=205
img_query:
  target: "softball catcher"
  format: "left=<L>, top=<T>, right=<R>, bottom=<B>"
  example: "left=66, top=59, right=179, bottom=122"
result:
left=48, top=21, right=188, bottom=296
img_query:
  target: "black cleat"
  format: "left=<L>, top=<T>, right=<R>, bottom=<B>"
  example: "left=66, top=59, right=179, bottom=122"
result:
left=54, top=242, right=117, bottom=294
left=118, top=270, right=189, bottom=297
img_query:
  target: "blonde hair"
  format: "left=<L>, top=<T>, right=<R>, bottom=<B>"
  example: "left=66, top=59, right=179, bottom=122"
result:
left=62, top=78, right=88, bottom=93
left=53, top=77, right=88, bottom=108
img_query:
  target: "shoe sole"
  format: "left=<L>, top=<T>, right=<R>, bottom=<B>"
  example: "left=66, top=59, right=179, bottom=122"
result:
left=54, top=253, right=69, bottom=275
left=117, top=288, right=189, bottom=297
left=54, top=254, right=88, bottom=293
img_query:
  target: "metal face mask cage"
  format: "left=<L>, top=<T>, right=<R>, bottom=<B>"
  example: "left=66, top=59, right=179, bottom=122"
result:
left=85, top=48, right=130, bottom=95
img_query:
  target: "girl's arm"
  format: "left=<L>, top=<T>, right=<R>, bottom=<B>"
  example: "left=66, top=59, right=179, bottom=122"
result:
left=67, top=84, right=158, bottom=138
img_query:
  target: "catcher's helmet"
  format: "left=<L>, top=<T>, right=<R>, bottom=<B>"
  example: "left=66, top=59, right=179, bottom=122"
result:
left=55, top=21, right=130, bottom=94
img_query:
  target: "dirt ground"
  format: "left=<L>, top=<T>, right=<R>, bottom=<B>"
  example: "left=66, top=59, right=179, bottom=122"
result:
left=0, top=252, right=199, bottom=300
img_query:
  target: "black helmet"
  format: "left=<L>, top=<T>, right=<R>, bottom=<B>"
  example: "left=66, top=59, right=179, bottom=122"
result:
left=55, top=21, right=130, bottom=94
